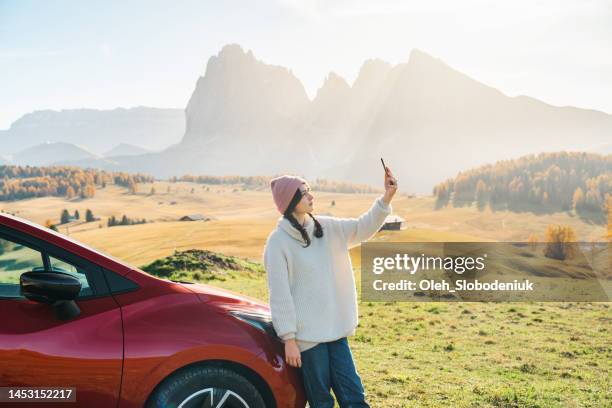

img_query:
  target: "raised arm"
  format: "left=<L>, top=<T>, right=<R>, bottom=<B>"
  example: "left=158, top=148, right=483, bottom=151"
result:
left=263, top=239, right=297, bottom=341
left=335, top=165, right=397, bottom=248
left=336, top=196, right=392, bottom=248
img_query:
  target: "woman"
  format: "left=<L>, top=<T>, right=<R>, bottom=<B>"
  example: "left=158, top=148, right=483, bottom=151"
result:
left=263, top=168, right=397, bottom=407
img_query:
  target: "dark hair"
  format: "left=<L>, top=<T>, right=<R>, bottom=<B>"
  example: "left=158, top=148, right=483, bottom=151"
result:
left=283, top=187, right=323, bottom=248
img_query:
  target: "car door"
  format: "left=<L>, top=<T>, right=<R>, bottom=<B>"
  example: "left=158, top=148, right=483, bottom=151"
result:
left=0, top=227, right=123, bottom=408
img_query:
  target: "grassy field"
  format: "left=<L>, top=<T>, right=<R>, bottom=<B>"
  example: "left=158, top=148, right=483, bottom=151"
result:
left=145, top=251, right=611, bottom=408
left=217, top=280, right=611, bottom=407
left=2, top=181, right=610, bottom=406
left=2, top=180, right=607, bottom=267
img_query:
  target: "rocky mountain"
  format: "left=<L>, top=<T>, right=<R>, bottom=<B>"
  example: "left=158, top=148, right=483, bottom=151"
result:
left=318, top=49, right=611, bottom=191
left=104, top=143, right=151, bottom=157
left=179, top=44, right=310, bottom=173
left=11, top=142, right=100, bottom=166
left=0, top=106, right=184, bottom=155
left=16, top=45, right=612, bottom=193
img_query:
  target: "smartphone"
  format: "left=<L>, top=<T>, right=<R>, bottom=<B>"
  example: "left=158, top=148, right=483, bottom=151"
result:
left=380, top=158, right=395, bottom=186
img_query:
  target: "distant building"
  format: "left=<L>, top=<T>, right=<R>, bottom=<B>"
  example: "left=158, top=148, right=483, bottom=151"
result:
left=180, top=214, right=208, bottom=221
left=379, top=215, right=405, bottom=231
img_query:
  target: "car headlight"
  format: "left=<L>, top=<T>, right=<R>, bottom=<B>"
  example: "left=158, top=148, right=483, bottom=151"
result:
left=229, top=310, right=278, bottom=338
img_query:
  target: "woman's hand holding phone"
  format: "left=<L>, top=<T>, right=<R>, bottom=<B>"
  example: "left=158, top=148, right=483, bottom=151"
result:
left=381, top=158, right=398, bottom=205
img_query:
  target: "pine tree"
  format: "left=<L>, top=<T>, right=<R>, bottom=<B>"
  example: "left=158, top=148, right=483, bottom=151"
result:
left=60, top=209, right=70, bottom=224
left=74, top=210, right=80, bottom=220
left=85, top=209, right=95, bottom=222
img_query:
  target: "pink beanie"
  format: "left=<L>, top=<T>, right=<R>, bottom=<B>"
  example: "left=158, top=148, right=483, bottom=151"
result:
left=270, top=175, right=307, bottom=214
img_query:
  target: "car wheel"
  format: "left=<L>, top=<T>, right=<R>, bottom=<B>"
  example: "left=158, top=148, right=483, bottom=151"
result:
left=147, top=365, right=267, bottom=408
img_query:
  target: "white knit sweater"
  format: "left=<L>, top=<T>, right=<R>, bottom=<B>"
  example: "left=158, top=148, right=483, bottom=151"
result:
left=263, top=196, right=392, bottom=352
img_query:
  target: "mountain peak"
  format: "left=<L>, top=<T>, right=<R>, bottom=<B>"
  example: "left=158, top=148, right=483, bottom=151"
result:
left=406, top=48, right=451, bottom=72
left=313, top=72, right=350, bottom=105
left=320, top=72, right=350, bottom=91
left=354, top=58, right=392, bottom=89
left=217, top=43, right=255, bottom=63
left=408, top=48, right=437, bottom=62
left=184, top=44, right=309, bottom=143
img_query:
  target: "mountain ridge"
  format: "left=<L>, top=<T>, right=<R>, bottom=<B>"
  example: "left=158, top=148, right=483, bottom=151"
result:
left=5, top=45, right=612, bottom=193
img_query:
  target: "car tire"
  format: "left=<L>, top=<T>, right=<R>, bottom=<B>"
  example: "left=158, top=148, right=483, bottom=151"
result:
left=146, top=365, right=267, bottom=408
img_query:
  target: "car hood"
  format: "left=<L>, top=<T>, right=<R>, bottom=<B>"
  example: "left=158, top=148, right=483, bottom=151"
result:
left=180, top=282, right=270, bottom=314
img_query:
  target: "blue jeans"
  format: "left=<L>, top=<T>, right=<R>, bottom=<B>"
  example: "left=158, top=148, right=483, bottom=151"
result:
left=300, top=337, right=370, bottom=408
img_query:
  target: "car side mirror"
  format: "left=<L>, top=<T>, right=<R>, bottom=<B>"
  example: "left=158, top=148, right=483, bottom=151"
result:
left=20, top=271, right=82, bottom=321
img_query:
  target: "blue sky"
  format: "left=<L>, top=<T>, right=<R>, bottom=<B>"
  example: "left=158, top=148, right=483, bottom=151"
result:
left=1, top=0, right=611, bottom=129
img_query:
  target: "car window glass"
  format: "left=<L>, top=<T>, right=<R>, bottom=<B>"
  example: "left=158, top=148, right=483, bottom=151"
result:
left=48, top=255, right=93, bottom=297
left=0, top=236, right=44, bottom=298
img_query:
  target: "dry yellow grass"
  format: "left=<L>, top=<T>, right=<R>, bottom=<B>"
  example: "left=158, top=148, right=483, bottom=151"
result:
left=1, top=181, right=606, bottom=267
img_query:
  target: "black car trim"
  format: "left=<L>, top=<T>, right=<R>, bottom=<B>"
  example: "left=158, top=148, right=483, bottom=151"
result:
left=0, top=225, right=112, bottom=300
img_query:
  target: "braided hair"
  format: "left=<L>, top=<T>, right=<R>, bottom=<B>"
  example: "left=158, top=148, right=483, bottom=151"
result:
left=283, top=188, right=323, bottom=248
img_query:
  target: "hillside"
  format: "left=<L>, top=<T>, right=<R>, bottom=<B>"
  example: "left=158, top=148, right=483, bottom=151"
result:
left=433, top=151, right=611, bottom=221
left=0, top=165, right=154, bottom=201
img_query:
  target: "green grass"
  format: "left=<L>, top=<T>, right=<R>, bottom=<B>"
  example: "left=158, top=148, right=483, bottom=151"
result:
left=144, top=252, right=611, bottom=408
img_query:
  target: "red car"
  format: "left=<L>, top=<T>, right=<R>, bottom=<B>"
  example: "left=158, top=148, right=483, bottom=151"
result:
left=0, top=213, right=306, bottom=408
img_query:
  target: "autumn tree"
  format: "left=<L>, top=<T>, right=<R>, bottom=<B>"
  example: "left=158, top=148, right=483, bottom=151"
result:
left=544, top=224, right=577, bottom=260
left=527, top=233, right=539, bottom=251
left=572, top=187, right=585, bottom=212
left=475, top=179, right=488, bottom=210
left=607, top=196, right=612, bottom=242
left=430, top=152, right=611, bottom=218
left=66, top=186, right=76, bottom=199
left=82, top=183, right=95, bottom=199
left=128, top=180, right=138, bottom=195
